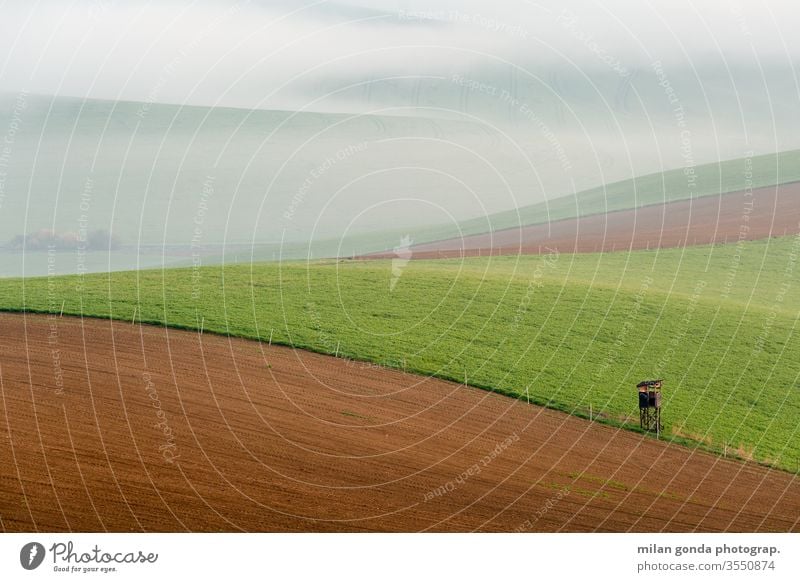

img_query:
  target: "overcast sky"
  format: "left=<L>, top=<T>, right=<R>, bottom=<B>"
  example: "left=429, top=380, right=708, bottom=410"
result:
left=1, top=0, right=798, bottom=110
left=1, top=1, right=799, bottom=276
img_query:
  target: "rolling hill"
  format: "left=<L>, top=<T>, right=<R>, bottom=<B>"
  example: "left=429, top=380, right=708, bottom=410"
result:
left=2, top=234, right=798, bottom=471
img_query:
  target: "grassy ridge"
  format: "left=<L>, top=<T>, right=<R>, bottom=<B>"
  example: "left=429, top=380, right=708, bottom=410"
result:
left=448, top=149, right=800, bottom=239
left=320, top=149, right=800, bottom=256
left=1, top=236, right=799, bottom=470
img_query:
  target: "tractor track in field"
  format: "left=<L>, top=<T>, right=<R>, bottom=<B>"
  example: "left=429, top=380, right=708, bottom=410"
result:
left=1, top=313, right=798, bottom=532
left=365, top=182, right=800, bottom=259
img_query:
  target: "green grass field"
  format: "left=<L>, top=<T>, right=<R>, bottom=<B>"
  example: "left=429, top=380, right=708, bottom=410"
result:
left=1, top=235, right=799, bottom=471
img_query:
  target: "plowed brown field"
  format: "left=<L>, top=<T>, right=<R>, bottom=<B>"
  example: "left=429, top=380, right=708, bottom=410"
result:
left=1, top=314, right=798, bottom=532
left=367, top=183, right=800, bottom=259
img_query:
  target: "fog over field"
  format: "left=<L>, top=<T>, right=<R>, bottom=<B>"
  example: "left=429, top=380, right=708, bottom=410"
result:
left=0, top=0, right=798, bottom=275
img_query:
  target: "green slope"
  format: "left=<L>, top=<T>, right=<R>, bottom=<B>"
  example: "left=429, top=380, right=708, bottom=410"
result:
left=2, top=235, right=799, bottom=471
left=395, top=149, right=800, bottom=247
left=329, top=149, right=800, bottom=259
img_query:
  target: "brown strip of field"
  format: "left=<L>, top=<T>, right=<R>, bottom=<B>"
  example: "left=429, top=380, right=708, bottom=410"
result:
left=367, top=183, right=800, bottom=259
left=0, top=314, right=798, bottom=532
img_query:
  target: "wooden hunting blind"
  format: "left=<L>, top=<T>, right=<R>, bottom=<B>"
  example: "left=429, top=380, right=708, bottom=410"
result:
left=637, top=379, right=663, bottom=435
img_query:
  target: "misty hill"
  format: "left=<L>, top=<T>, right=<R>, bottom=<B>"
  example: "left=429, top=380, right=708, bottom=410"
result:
left=2, top=87, right=800, bottom=269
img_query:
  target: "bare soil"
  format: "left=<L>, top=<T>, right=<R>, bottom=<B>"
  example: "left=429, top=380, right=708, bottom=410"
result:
left=1, top=314, right=798, bottom=532
left=366, top=183, right=800, bottom=259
